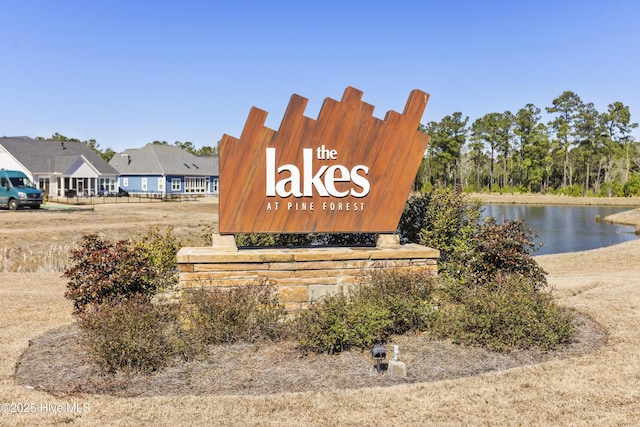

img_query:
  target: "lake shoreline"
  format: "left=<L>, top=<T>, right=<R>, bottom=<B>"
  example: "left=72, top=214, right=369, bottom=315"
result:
left=471, top=193, right=640, bottom=231
left=469, top=192, right=640, bottom=207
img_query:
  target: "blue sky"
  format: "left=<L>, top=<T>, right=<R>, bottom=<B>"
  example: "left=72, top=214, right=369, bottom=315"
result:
left=2, top=0, right=639, bottom=152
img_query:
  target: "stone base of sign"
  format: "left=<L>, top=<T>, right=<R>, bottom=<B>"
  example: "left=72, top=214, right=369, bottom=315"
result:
left=177, top=240, right=439, bottom=312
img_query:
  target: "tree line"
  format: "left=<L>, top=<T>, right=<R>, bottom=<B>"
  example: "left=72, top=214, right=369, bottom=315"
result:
left=39, top=89, right=639, bottom=197
left=416, top=91, right=640, bottom=196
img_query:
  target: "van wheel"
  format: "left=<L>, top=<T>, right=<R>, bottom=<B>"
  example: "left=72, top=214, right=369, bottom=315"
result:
left=8, top=199, right=18, bottom=210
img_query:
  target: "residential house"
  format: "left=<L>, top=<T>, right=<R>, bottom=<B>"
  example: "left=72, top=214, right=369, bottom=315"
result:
left=109, top=143, right=219, bottom=196
left=0, top=136, right=119, bottom=197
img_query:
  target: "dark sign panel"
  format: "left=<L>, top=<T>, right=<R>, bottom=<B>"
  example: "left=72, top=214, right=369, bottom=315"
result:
left=219, top=86, right=430, bottom=234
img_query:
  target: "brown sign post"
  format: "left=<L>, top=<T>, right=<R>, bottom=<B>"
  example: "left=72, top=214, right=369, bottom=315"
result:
left=219, top=86, right=430, bottom=234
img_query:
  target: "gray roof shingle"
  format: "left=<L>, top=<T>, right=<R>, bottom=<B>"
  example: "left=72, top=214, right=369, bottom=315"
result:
left=0, top=136, right=119, bottom=175
left=109, top=143, right=219, bottom=176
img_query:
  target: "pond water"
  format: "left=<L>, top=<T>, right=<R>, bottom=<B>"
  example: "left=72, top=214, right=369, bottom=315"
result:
left=481, top=204, right=638, bottom=255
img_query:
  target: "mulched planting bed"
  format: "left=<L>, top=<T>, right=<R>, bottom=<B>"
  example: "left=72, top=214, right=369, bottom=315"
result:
left=15, top=313, right=606, bottom=397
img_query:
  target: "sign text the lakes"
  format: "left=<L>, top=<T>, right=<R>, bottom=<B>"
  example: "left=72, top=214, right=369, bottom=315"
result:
left=266, top=145, right=370, bottom=198
left=218, top=86, right=430, bottom=233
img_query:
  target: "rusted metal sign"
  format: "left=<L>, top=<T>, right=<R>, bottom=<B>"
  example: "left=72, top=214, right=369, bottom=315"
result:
left=219, top=86, right=430, bottom=234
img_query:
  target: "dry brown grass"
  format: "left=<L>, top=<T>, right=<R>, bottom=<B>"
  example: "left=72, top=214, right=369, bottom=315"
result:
left=2, top=196, right=640, bottom=425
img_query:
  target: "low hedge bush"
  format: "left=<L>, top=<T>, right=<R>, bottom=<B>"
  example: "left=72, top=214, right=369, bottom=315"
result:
left=64, top=234, right=157, bottom=314
left=434, top=274, right=575, bottom=351
left=294, top=292, right=393, bottom=354
left=182, top=282, right=288, bottom=345
left=294, top=270, right=438, bottom=354
left=78, top=295, right=193, bottom=373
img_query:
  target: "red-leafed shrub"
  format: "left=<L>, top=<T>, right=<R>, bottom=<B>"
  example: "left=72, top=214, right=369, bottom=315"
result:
left=64, top=234, right=159, bottom=314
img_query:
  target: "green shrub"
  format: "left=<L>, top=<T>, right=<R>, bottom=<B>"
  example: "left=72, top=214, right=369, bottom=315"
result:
left=598, top=181, right=624, bottom=197
left=235, top=232, right=376, bottom=247
left=485, top=185, right=529, bottom=195
left=316, top=233, right=377, bottom=246
left=183, top=282, right=287, bottom=345
left=434, top=275, right=575, bottom=351
left=294, top=292, right=392, bottom=354
left=393, top=187, right=573, bottom=351
left=398, top=187, right=482, bottom=272
left=64, top=234, right=158, bottom=314
left=294, top=269, right=438, bottom=354
left=235, top=233, right=314, bottom=247
left=419, top=181, right=433, bottom=193
left=134, top=226, right=181, bottom=291
left=415, top=188, right=481, bottom=266
left=556, top=183, right=584, bottom=197
left=78, top=296, right=192, bottom=373
left=623, top=173, right=640, bottom=197
left=355, top=269, right=438, bottom=335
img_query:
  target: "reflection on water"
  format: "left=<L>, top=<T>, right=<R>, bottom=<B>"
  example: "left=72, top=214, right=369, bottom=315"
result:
left=481, top=204, right=638, bottom=255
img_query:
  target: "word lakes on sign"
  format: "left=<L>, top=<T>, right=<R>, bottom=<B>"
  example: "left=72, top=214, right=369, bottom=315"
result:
left=219, top=86, right=430, bottom=234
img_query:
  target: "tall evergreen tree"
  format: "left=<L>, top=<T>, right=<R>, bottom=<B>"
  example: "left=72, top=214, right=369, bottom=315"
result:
left=546, top=91, right=584, bottom=188
left=514, top=104, right=550, bottom=191
left=601, top=102, right=639, bottom=183
left=574, top=102, right=603, bottom=194
left=424, top=113, right=468, bottom=187
left=471, top=112, right=504, bottom=190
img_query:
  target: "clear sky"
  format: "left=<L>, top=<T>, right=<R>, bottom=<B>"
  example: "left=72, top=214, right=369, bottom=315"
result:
left=2, top=0, right=639, bottom=152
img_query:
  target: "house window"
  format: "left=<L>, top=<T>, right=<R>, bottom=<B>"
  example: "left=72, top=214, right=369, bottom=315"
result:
left=39, top=178, right=50, bottom=195
left=122, top=178, right=128, bottom=187
left=171, top=178, right=181, bottom=191
left=141, top=178, right=148, bottom=191
left=99, top=178, right=116, bottom=194
left=185, top=177, right=206, bottom=193
left=213, top=178, right=219, bottom=193
left=158, top=178, right=165, bottom=192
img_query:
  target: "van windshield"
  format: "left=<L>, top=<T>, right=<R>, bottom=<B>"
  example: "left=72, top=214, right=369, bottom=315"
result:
left=9, top=177, right=36, bottom=189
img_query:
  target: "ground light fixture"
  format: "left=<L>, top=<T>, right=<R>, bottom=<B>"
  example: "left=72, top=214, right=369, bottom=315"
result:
left=371, top=344, right=386, bottom=373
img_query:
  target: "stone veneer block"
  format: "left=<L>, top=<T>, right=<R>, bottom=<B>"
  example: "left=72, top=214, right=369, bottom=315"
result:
left=376, top=234, right=400, bottom=249
left=308, top=284, right=344, bottom=301
left=278, top=286, right=310, bottom=304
